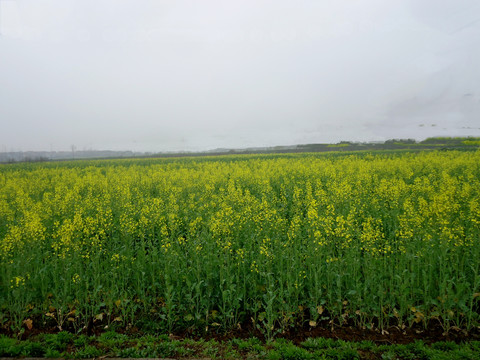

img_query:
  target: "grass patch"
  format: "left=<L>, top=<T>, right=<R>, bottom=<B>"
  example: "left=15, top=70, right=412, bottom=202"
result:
left=0, top=333, right=479, bottom=359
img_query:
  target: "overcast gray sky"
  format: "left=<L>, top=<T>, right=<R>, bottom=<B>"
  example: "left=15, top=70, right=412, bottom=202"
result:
left=1, top=0, right=479, bottom=152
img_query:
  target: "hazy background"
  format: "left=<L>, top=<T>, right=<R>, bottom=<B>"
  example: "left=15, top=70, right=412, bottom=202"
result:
left=1, top=0, right=479, bottom=152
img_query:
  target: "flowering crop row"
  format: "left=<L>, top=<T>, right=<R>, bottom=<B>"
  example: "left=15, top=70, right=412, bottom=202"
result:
left=1, top=150, right=479, bottom=337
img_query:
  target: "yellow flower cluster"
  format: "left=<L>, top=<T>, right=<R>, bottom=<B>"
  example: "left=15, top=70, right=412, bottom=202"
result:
left=0, top=150, right=479, bottom=333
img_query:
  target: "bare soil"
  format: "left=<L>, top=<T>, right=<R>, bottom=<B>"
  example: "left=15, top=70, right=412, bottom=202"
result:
left=4, top=317, right=479, bottom=345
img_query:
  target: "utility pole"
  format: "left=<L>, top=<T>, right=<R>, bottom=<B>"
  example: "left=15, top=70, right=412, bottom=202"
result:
left=71, top=144, right=76, bottom=159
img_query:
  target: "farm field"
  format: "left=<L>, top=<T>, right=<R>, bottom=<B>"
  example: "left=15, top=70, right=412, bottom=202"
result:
left=1, top=150, right=480, bottom=343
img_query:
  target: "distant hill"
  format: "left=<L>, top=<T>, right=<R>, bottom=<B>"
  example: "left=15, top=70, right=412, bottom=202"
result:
left=1, top=137, right=479, bottom=163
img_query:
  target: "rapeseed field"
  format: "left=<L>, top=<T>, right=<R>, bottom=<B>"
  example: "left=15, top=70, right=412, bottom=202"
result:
left=1, top=151, right=479, bottom=338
